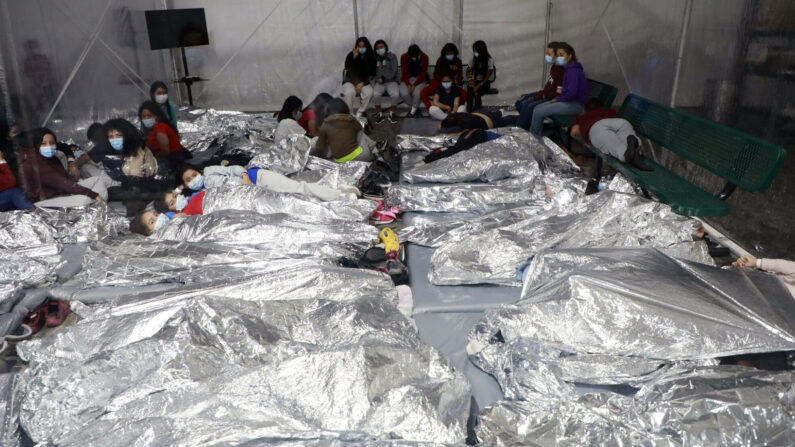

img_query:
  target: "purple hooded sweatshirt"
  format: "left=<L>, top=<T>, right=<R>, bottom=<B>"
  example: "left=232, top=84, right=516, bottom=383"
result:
left=556, top=61, right=587, bottom=105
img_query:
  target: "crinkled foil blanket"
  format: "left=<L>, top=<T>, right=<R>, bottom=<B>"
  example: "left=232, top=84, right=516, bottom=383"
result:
left=0, top=109, right=473, bottom=446
left=389, top=129, right=795, bottom=445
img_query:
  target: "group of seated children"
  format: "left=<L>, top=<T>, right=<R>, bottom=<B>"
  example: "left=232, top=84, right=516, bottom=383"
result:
left=0, top=81, right=188, bottom=212
left=339, top=38, right=494, bottom=122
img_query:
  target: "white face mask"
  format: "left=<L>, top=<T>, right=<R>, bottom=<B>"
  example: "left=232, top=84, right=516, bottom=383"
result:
left=175, top=194, right=189, bottom=211
left=187, top=174, right=204, bottom=191
left=154, top=213, right=170, bottom=231
left=155, top=94, right=168, bottom=104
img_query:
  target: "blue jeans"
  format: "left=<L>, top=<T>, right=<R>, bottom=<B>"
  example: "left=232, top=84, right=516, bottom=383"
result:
left=529, top=101, right=584, bottom=134
left=0, top=187, right=34, bottom=211
left=514, top=91, right=540, bottom=110
left=516, top=98, right=549, bottom=131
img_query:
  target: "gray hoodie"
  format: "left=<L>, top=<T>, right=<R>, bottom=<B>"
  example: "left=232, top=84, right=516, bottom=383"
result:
left=374, top=51, right=399, bottom=84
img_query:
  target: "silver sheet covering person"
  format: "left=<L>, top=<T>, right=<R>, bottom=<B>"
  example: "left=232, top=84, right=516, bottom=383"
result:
left=427, top=191, right=711, bottom=286
left=476, top=366, right=795, bottom=446
left=468, top=248, right=795, bottom=400
left=17, top=265, right=470, bottom=445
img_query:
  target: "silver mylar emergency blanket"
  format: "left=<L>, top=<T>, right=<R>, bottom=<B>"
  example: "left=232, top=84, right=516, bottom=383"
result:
left=428, top=191, right=710, bottom=286
left=399, top=135, right=544, bottom=184
left=178, top=108, right=277, bottom=156
left=154, top=210, right=378, bottom=250
left=201, top=185, right=377, bottom=222
left=468, top=248, right=795, bottom=400
left=17, top=265, right=470, bottom=446
left=476, top=366, right=795, bottom=446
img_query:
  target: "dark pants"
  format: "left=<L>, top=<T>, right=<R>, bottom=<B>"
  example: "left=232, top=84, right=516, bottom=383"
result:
left=0, top=187, right=34, bottom=211
left=466, top=81, right=491, bottom=112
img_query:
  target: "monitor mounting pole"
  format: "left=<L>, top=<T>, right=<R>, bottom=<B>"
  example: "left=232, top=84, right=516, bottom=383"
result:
left=178, top=47, right=205, bottom=106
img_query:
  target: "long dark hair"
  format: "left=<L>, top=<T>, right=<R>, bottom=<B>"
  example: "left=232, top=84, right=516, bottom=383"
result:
left=408, top=44, right=422, bottom=59
left=139, top=100, right=177, bottom=135
left=277, top=96, right=303, bottom=122
left=305, top=93, right=333, bottom=127
left=103, top=118, right=145, bottom=158
left=558, top=42, right=577, bottom=61
left=355, top=37, right=375, bottom=61
left=438, top=42, right=459, bottom=73
left=472, top=40, right=491, bottom=76
left=326, top=98, right=350, bottom=116
left=149, top=81, right=174, bottom=124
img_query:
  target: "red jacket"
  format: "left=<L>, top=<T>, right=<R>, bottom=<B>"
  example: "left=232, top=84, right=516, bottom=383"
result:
left=400, top=52, right=429, bottom=86
left=0, top=162, right=16, bottom=191
left=572, top=107, right=620, bottom=143
left=182, top=190, right=205, bottom=215
left=16, top=147, right=97, bottom=202
left=534, top=65, right=565, bottom=100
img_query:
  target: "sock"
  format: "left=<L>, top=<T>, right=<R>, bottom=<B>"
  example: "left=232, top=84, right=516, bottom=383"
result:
left=410, top=106, right=417, bottom=114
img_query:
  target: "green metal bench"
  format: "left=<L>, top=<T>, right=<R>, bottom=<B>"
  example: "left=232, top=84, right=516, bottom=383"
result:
left=587, top=93, right=787, bottom=217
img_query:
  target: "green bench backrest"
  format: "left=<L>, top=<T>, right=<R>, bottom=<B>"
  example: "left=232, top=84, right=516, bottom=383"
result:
left=587, top=79, right=618, bottom=108
left=618, top=94, right=787, bottom=192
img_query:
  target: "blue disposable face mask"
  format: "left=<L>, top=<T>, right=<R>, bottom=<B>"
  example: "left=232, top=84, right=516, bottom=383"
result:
left=187, top=174, right=204, bottom=191
left=441, top=81, right=452, bottom=89
left=357, top=47, right=367, bottom=54
left=445, top=54, right=454, bottom=61
left=545, top=55, right=553, bottom=64
left=473, top=52, right=479, bottom=58
left=175, top=194, right=189, bottom=211
left=39, top=145, right=56, bottom=158
left=294, top=111, right=302, bottom=121
left=411, top=57, right=418, bottom=61
left=376, top=48, right=386, bottom=56
left=555, top=56, right=566, bottom=66
left=142, top=118, right=156, bottom=128
left=109, top=138, right=124, bottom=151
left=154, top=213, right=170, bottom=231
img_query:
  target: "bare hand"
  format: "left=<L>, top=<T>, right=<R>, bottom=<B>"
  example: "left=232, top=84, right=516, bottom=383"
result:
left=241, top=172, right=254, bottom=185
left=355, top=82, right=365, bottom=91
left=733, top=255, right=758, bottom=268
left=352, top=46, right=358, bottom=57
left=0, top=152, right=5, bottom=162
left=377, top=77, right=384, bottom=84
left=95, top=196, right=105, bottom=203
left=408, top=85, right=415, bottom=94
left=549, top=99, right=557, bottom=104
left=174, top=213, right=187, bottom=219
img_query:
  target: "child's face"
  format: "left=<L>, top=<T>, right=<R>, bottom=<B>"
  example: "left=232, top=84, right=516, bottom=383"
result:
left=142, top=210, right=158, bottom=235
left=164, top=192, right=178, bottom=211
left=182, top=168, right=200, bottom=187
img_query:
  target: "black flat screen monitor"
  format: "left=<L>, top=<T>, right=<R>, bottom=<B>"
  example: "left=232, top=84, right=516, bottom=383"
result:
left=145, top=8, right=209, bottom=50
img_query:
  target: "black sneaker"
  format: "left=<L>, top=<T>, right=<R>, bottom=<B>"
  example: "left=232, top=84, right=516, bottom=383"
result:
left=375, top=140, right=387, bottom=151
left=387, top=112, right=398, bottom=124
left=374, top=112, right=384, bottom=124
left=625, top=136, right=653, bottom=171
left=405, top=110, right=416, bottom=118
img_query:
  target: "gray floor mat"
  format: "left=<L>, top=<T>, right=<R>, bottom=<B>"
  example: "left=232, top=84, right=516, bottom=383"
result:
left=404, top=211, right=520, bottom=411
left=399, top=117, right=441, bottom=136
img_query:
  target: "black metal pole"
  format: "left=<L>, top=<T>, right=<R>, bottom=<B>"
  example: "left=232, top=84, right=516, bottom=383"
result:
left=181, top=46, right=193, bottom=106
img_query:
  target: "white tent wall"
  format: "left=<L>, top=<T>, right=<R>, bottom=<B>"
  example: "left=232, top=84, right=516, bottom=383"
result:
left=462, top=0, right=547, bottom=106
left=170, top=0, right=545, bottom=111
left=172, top=0, right=356, bottom=112
left=1, top=0, right=168, bottom=134
left=547, top=0, right=748, bottom=109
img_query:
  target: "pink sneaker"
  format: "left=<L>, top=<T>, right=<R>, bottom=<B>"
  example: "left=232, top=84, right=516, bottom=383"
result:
left=371, top=209, right=396, bottom=224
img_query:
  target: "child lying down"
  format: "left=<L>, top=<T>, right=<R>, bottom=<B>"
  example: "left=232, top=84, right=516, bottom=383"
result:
left=130, top=186, right=380, bottom=236
left=128, top=209, right=379, bottom=258
left=175, top=163, right=359, bottom=202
